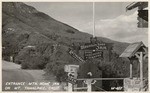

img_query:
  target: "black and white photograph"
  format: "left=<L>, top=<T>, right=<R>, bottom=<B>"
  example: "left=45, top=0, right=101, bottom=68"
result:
left=1, top=1, right=149, bottom=92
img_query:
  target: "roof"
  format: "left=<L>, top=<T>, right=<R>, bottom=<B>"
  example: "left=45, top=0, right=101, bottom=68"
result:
left=126, top=2, right=148, bottom=11
left=120, top=41, right=145, bottom=58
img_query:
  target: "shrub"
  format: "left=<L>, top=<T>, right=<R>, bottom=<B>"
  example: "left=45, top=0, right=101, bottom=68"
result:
left=21, top=61, right=28, bottom=69
left=45, top=60, right=68, bottom=82
left=66, top=29, right=75, bottom=34
left=21, top=54, right=48, bottom=69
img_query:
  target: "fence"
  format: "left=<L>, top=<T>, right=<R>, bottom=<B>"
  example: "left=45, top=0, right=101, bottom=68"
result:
left=67, top=78, right=148, bottom=92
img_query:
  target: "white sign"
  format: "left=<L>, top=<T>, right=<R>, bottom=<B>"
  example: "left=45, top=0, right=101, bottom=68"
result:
left=64, top=65, right=79, bottom=73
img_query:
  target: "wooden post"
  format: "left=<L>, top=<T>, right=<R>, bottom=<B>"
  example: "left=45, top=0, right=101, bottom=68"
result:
left=87, top=80, right=92, bottom=92
left=135, top=52, right=144, bottom=91
left=68, top=83, right=73, bottom=92
left=10, top=56, right=13, bottom=62
left=87, top=83, right=92, bottom=92
left=130, top=61, right=133, bottom=79
left=84, top=79, right=93, bottom=92
left=64, top=65, right=79, bottom=91
left=67, top=72, right=73, bottom=92
left=74, top=73, right=78, bottom=90
left=139, top=52, right=143, bottom=90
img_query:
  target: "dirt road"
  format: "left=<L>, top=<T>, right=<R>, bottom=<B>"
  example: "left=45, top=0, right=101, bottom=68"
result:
left=2, top=61, right=35, bottom=91
left=2, top=69, right=35, bottom=91
left=2, top=61, right=64, bottom=91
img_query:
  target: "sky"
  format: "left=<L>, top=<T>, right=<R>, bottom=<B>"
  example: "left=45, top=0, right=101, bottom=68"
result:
left=25, top=2, right=148, bottom=45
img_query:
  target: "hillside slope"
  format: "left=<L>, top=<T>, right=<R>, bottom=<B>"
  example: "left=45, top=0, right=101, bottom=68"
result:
left=2, top=2, right=134, bottom=83
left=2, top=2, right=128, bottom=56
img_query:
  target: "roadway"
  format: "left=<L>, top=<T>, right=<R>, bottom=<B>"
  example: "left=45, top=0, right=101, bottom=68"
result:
left=2, top=61, right=65, bottom=91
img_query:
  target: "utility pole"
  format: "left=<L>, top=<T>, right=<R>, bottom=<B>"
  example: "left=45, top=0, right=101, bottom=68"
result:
left=93, top=2, right=95, bottom=37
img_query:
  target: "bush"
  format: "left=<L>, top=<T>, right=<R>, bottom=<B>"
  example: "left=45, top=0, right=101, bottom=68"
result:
left=21, top=55, right=48, bottom=69
left=45, top=60, right=67, bottom=82
left=16, top=47, right=49, bottom=69
left=21, top=62, right=28, bottom=69
left=66, top=29, right=75, bottom=34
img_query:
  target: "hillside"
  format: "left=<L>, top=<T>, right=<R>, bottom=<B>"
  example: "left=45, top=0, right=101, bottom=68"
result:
left=2, top=2, right=128, bottom=55
left=2, top=2, right=134, bottom=83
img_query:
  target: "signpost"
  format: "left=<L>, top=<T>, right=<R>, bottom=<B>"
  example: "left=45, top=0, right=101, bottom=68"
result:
left=84, top=79, right=96, bottom=92
left=64, top=65, right=79, bottom=91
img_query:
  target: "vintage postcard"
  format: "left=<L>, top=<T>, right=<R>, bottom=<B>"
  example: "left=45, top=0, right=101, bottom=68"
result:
left=1, top=0, right=149, bottom=92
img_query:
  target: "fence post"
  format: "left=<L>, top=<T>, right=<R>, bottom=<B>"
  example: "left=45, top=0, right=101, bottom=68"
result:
left=68, top=83, right=73, bottom=92
left=10, top=56, right=13, bottom=62
left=130, top=61, right=133, bottom=78
left=84, top=79, right=94, bottom=92
left=87, top=80, right=92, bottom=92
left=139, top=52, right=143, bottom=91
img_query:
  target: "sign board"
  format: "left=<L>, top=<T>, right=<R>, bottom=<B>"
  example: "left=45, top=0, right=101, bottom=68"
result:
left=67, top=77, right=77, bottom=84
left=84, top=50, right=103, bottom=59
left=80, top=43, right=106, bottom=60
left=64, top=65, right=79, bottom=73
left=124, top=78, right=141, bottom=91
left=80, top=43, right=107, bottom=50
left=68, top=49, right=85, bottom=63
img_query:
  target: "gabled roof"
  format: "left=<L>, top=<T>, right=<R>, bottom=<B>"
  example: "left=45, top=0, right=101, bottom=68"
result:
left=126, top=2, right=148, bottom=11
left=120, top=41, right=145, bottom=58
